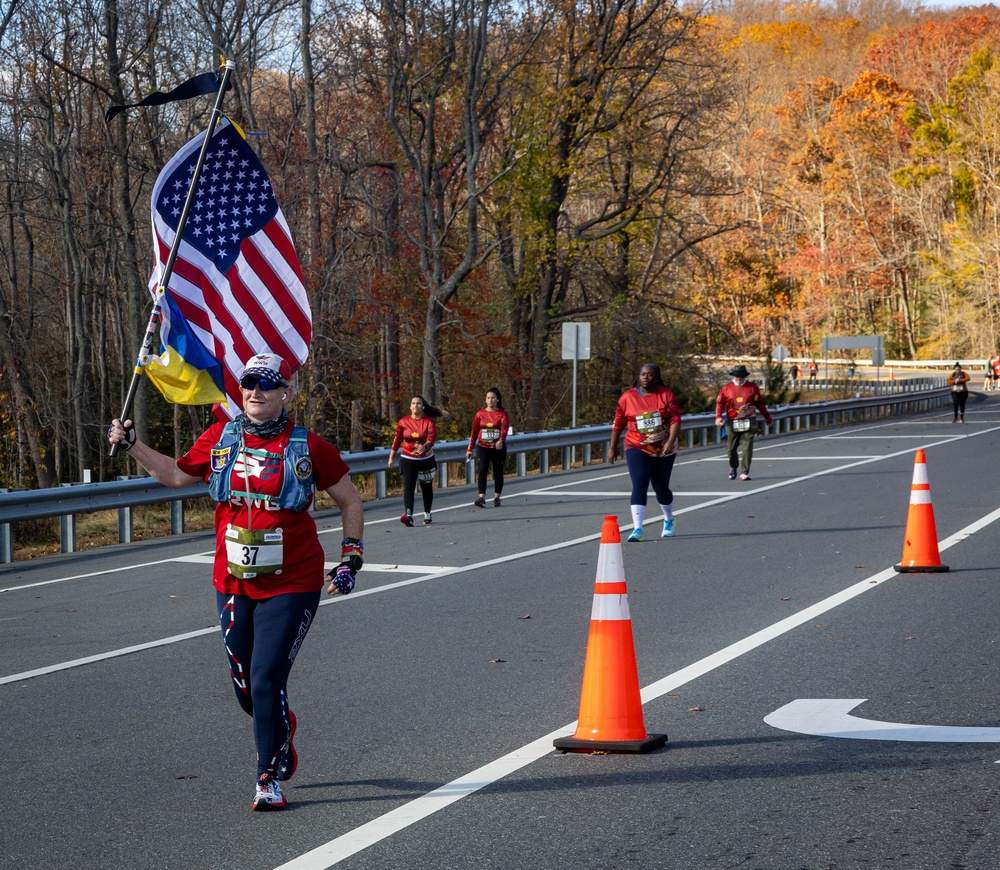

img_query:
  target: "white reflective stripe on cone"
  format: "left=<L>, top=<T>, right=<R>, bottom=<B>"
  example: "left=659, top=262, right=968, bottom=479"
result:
left=595, top=543, right=626, bottom=584
left=591, top=593, right=631, bottom=622
left=909, top=490, right=933, bottom=505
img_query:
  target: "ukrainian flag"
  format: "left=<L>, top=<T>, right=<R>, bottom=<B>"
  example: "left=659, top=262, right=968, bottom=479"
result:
left=143, top=295, right=227, bottom=408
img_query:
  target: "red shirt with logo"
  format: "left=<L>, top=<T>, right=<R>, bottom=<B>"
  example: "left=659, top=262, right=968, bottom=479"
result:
left=612, top=386, right=682, bottom=455
left=716, top=382, right=773, bottom=424
left=177, top=420, right=350, bottom=599
left=391, top=415, right=437, bottom=459
left=468, top=409, right=510, bottom=450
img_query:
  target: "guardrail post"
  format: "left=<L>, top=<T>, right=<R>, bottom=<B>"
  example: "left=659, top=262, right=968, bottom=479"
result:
left=561, top=446, right=570, bottom=470
left=517, top=451, right=526, bottom=477
left=540, top=449, right=549, bottom=474
left=0, top=487, right=18, bottom=562
left=59, top=513, right=76, bottom=554
left=58, top=483, right=78, bottom=554
left=118, top=505, right=134, bottom=544
left=465, top=457, right=475, bottom=484
left=376, top=470, right=387, bottom=499
left=583, top=443, right=592, bottom=464
left=170, top=500, right=185, bottom=534
left=438, top=461, right=449, bottom=489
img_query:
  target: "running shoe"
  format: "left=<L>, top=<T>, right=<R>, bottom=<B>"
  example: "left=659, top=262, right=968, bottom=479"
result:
left=740, top=473, right=751, bottom=481
left=627, top=528, right=643, bottom=543
left=275, top=711, right=297, bottom=782
left=400, top=512, right=414, bottom=527
left=661, top=518, right=676, bottom=538
left=423, top=513, right=433, bottom=525
left=728, top=469, right=737, bottom=480
left=252, top=773, right=287, bottom=811
left=493, top=497, right=501, bottom=507
left=474, top=497, right=487, bottom=508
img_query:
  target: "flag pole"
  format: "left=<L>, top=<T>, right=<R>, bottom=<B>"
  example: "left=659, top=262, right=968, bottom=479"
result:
left=111, top=59, right=235, bottom=457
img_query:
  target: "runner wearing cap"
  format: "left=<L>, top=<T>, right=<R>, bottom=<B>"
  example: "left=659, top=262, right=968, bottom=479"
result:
left=715, top=364, right=773, bottom=481
left=107, top=352, right=365, bottom=812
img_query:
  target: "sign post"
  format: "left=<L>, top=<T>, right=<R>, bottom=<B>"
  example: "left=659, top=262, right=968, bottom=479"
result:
left=562, top=323, right=591, bottom=468
left=561, top=322, right=592, bottom=427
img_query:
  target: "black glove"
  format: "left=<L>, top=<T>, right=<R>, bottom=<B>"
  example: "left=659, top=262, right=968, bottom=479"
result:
left=108, top=419, right=136, bottom=451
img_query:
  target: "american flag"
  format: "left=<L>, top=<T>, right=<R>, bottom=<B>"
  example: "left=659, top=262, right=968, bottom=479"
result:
left=148, top=117, right=311, bottom=418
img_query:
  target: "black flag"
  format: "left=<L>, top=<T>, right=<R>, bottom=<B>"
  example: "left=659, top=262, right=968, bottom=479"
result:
left=105, top=71, right=227, bottom=124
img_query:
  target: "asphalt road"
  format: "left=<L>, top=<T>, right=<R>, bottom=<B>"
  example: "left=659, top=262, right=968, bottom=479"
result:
left=4, top=391, right=1000, bottom=870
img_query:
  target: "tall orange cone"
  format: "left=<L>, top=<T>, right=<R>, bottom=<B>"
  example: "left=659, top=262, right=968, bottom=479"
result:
left=554, top=516, right=667, bottom=753
left=894, top=449, right=949, bottom=573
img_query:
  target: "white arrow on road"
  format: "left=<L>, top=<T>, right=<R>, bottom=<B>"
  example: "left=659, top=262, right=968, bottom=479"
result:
left=765, top=699, right=1000, bottom=743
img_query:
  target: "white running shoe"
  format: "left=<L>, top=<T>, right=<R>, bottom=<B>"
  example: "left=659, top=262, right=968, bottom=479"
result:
left=252, top=773, right=287, bottom=811
left=662, top=518, right=675, bottom=538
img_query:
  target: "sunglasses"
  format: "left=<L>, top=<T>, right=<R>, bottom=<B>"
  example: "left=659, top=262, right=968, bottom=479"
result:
left=240, top=376, right=284, bottom=392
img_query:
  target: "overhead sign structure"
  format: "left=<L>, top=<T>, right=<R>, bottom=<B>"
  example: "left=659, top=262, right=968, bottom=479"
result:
left=821, top=336, right=884, bottom=352
left=819, top=335, right=887, bottom=398
left=772, top=344, right=789, bottom=363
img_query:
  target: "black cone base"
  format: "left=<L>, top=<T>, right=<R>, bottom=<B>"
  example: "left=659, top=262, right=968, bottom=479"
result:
left=553, top=732, right=668, bottom=753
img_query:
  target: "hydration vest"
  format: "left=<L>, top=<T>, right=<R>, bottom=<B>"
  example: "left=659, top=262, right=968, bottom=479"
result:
left=208, top=420, right=314, bottom=511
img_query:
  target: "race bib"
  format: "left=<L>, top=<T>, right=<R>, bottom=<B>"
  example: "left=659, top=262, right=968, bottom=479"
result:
left=225, top=525, right=284, bottom=579
left=635, top=411, right=663, bottom=434
left=733, top=419, right=751, bottom=432
left=952, top=384, right=963, bottom=392
left=418, top=468, right=437, bottom=483
left=481, top=426, right=500, bottom=443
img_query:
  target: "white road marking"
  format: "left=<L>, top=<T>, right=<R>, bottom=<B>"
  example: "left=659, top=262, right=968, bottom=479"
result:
left=764, top=699, right=1000, bottom=742
left=274, top=502, right=1000, bottom=870
left=823, top=435, right=949, bottom=439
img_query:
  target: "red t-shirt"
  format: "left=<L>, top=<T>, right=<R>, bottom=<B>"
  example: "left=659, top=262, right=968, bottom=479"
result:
left=715, top=381, right=773, bottom=424
left=612, top=386, right=682, bottom=455
left=468, top=409, right=510, bottom=450
left=177, top=420, right=350, bottom=599
left=391, top=415, right=437, bottom=459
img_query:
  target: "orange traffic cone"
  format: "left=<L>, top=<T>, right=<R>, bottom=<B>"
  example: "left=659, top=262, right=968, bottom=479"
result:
left=894, top=449, right=949, bottom=573
left=553, top=516, right=667, bottom=753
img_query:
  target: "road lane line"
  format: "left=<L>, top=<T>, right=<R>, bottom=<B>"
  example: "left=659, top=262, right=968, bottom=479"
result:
left=274, top=502, right=1000, bottom=870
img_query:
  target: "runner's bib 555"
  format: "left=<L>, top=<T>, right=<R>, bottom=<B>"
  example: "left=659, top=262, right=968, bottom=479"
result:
left=225, top=525, right=284, bottom=579
left=635, top=411, right=663, bottom=435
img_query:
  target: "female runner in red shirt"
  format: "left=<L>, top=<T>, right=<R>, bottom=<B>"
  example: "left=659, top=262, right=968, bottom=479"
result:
left=108, top=353, right=365, bottom=812
left=608, top=363, right=682, bottom=542
left=466, top=387, right=510, bottom=508
left=389, top=395, right=443, bottom=525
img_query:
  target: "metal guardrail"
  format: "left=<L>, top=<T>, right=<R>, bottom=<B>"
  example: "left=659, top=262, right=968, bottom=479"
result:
left=0, top=382, right=951, bottom=562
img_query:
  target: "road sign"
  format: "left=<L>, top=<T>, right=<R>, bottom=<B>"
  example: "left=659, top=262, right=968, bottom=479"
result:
left=771, top=344, right=789, bottom=363
left=561, top=322, right=591, bottom=360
